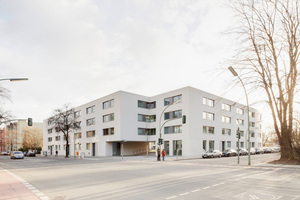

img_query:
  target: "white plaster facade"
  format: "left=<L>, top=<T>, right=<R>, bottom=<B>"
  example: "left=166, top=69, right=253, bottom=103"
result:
left=43, top=86, right=263, bottom=157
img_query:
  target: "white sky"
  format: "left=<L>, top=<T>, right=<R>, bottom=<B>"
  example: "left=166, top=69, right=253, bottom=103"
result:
left=0, top=0, right=270, bottom=127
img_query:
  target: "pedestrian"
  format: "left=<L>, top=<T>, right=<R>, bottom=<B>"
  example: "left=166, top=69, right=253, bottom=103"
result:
left=162, top=149, right=166, bottom=161
left=55, top=150, right=58, bottom=157
left=157, top=147, right=161, bottom=161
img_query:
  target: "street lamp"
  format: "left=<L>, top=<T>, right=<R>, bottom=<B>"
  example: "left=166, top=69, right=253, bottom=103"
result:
left=0, top=78, right=28, bottom=82
left=158, top=98, right=182, bottom=160
left=228, top=66, right=251, bottom=165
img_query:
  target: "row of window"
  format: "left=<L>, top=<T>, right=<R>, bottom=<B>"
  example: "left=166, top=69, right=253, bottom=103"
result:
left=203, top=111, right=258, bottom=127
left=48, top=143, right=96, bottom=151
left=203, top=126, right=260, bottom=138
left=203, top=140, right=257, bottom=151
left=203, top=97, right=256, bottom=117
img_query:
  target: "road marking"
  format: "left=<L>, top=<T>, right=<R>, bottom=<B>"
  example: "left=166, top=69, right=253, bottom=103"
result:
left=192, top=189, right=201, bottom=192
left=249, top=194, right=259, bottom=199
left=179, top=192, right=189, bottom=196
left=165, top=196, right=177, bottom=199
left=212, top=184, right=220, bottom=187
left=202, top=186, right=210, bottom=189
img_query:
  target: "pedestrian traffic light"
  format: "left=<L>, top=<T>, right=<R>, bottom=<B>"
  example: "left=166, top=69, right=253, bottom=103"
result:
left=182, top=115, right=186, bottom=124
left=28, top=118, right=33, bottom=126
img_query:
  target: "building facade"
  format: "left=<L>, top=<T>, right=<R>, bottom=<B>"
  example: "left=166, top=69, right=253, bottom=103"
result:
left=4, top=120, right=43, bottom=152
left=43, top=87, right=263, bottom=157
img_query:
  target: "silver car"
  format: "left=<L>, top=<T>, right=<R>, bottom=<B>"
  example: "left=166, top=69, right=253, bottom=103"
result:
left=10, top=151, right=24, bottom=159
left=202, top=150, right=222, bottom=158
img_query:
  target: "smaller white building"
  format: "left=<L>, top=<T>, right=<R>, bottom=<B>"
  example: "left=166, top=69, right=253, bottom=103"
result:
left=43, top=86, right=263, bottom=157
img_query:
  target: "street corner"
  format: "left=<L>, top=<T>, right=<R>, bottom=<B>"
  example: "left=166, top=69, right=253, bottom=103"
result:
left=0, top=169, right=48, bottom=200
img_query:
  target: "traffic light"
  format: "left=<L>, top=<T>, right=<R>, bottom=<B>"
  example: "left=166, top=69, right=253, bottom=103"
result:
left=28, top=118, right=33, bottom=126
left=158, top=138, right=164, bottom=145
left=236, top=132, right=240, bottom=139
left=182, top=115, right=186, bottom=124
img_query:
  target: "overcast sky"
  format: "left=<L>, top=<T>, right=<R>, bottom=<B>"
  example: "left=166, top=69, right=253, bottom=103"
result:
left=1, top=0, right=267, bottom=126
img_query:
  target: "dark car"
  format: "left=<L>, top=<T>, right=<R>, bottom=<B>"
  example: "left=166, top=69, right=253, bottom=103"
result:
left=26, top=152, right=36, bottom=157
left=222, top=149, right=238, bottom=157
left=202, top=150, right=222, bottom=158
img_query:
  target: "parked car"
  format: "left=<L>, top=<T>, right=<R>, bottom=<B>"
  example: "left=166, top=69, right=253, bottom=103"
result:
left=26, top=152, right=36, bottom=157
left=10, top=151, right=24, bottom=159
left=202, top=150, right=222, bottom=158
left=255, top=148, right=264, bottom=154
left=239, top=148, right=248, bottom=156
left=0, top=152, right=9, bottom=156
left=272, top=147, right=280, bottom=153
left=222, top=149, right=238, bottom=157
left=264, top=147, right=273, bottom=153
left=250, top=148, right=256, bottom=155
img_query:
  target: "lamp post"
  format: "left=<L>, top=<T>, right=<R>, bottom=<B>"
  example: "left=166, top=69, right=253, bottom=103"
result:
left=228, top=66, right=251, bottom=165
left=158, top=98, right=182, bottom=160
left=0, top=78, right=28, bottom=82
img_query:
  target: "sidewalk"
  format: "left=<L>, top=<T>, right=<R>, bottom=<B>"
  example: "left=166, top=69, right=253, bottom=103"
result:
left=0, top=168, right=49, bottom=200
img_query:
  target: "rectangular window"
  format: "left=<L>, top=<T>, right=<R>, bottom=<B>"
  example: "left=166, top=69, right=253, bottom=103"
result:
left=252, top=142, right=255, bottom=147
left=251, top=132, right=255, bottom=137
left=173, top=140, right=182, bottom=156
left=236, top=107, right=244, bottom=115
left=227, top=141, right=231, bottom=148
left=203, top=97, right=214, bottom=107
left=250, top=111, right=255, bottom=118
left=222, top=128, right=231, bottom=135
left=47, top=118, right=53, bottom=125
left=138, top=114, right=156, bottom=122
left=203, top=140, right=207, bottom=151
left=222, top=103, right=231, bottom=111
left=103, top=128, right=114, bottom=136
left=138, top=128, right=156, bottom=135
left=103, top=113, right=114, bottom=122
left=209, top=140, right=215, bottom=151
left=103, top=99, right=114, bottom=109
left=86, top=130, right=95, bottom=138
left=241, top=142, right=244, bottom=148
left=236, top=119, right=244, bottom=126
left=203, top=126, right=214, bottom=134
left=48, top=129, right=52, bottom=134
left=55, top=136, right=60, bottom=141
left=86, top=106, right=95, bottom=114
left=164, top=95, right=182, bottom=106
left=75, top=143, right=81, bottom=150
left=164, top=110, right=182, bottom=120
left=203, top=112, right=214, bottom=120
left=74, top=121, right=81, bottom=129
left=74, top=132, right=82, bottom=139
left=164, top=125, right=182, bottom=134
left=48, top=137, right=52, bottom=142
left=86, top=118, right=95, bottom=126
left=55, top=127, right=60, bottom=132
left=222, top=116, right=231, bottom=124
left=86, top=143, right=91, bottom=150
left=74, top=110, right=81, bottom=118
left=138, top=100, right=156, bottom=109
left=250, top=122, right=255, bottom=127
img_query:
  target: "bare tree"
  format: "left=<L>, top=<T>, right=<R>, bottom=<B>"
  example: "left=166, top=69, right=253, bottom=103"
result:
left=0, top=86, right=11, bottom=125
left=229, top=0, right=300, bottom=160
left=22, top=127, right=43, bottom=152
left=51, top=104, right=79, bottom=158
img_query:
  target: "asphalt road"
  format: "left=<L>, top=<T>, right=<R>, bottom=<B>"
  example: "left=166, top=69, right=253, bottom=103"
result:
left=0, top=153, right=299, bottom=200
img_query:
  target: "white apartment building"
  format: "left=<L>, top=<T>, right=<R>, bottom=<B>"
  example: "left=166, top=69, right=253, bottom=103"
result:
left=43, top=86, right=263, bottom=157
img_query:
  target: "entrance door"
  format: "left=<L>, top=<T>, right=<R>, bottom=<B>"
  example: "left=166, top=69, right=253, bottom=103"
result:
left=92, top=143, right=96, bottom=156
left=164, top=141, right=169, bottom=155
left=50, top=146, right=53, bottom=155
left=112, top=142, right=121, bottom=156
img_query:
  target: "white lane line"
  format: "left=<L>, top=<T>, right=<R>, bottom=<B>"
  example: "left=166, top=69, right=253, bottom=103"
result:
left=165, top=196, right=177, bottom=200
left=202, top=186, right=211, bottom=189
left=192, top=189, right=201, bottom=192
left=179, top=192, right=190, bottom=196
left=212, top=184, right=220, bottom=187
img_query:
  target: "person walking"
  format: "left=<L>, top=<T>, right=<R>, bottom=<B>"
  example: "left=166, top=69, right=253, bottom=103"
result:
left=157, top=147, right=161, bottom=161
left=161, top=149, right=166, bottom=161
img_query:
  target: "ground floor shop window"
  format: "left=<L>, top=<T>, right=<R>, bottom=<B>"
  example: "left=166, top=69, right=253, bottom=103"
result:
left=173, top=140, right=182, bottom=156
left=164, top=141, right=169, bottom=155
